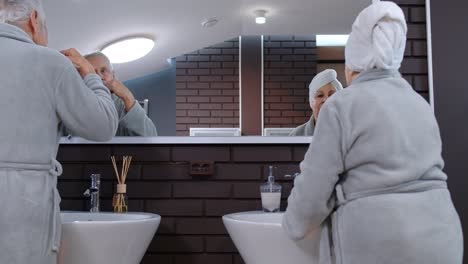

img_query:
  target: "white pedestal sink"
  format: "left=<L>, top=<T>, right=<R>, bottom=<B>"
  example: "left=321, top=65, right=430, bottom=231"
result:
left=223, top=211, right=320, bottom=264
left=58, top=212, right=161, bottom=264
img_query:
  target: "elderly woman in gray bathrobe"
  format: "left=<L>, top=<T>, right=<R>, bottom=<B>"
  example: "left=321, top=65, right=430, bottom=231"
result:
left=289, top=69, right=343, bottom=136
left=283, top=2, right=463, bottom=264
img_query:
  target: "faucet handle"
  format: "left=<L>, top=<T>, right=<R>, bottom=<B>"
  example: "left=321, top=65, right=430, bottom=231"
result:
left=83, top=189, right=90, bottom=197
left=285, top=172, right=300, bottom=179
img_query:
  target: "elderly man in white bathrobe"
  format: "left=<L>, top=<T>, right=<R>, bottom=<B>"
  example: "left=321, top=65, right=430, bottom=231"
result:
left=283, top=2, right=463, bottom=264
left=0, top=0, right=118, bottom=263
left=289, top=69, right=343, bottom=136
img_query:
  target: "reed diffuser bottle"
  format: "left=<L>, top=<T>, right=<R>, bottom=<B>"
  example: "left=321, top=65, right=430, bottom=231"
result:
left=111, top=156, right=132, bottom=213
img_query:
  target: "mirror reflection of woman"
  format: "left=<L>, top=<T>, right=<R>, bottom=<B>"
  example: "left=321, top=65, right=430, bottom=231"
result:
left=289, top=69, right=343, bottom=136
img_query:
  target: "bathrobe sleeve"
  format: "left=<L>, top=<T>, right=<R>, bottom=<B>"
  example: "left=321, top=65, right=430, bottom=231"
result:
left=55, top=66, right=118, bottom=141
left=114, top=97, right=158, bottom=136
left=283, top=101, right=345, bottom=241
left=289, top=118, right=315, bottom=137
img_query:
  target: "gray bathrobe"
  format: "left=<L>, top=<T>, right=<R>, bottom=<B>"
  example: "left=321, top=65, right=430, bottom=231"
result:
left=0, top=23, right=118, bottom=264
left=289, top=116, right=315, bottom=136
left=61, top=94, right=158, bottom=137
left=283, top=69, right=463, bottom=264
left=112, top=94, right=158, bottom=136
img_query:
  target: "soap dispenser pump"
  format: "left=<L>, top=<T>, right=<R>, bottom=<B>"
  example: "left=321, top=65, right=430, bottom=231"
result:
left=260, top=166, right=282, bottom=212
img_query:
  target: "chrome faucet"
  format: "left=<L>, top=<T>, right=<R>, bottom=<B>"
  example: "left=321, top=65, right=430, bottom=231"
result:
left=83, top=173, right=100, bottom=212
left=285, top=172, right=300, bottom=180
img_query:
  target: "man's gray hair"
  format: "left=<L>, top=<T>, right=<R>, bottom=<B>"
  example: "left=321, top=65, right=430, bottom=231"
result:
left=85, top=51, right=114, bottom=70
left=0, top=0, right=46, bottom=24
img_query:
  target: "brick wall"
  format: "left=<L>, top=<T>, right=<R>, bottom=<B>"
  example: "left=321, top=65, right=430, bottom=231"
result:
left=175, top=39, right=240, bottom=136
left=394, top=0, right=429, bottom=101
left=57, top=144, right=307, bottom=264
left=264, top=35, right=316, bottom=128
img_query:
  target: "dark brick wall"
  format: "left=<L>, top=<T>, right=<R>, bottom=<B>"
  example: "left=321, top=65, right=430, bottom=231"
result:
left=264, top=35, right=316, bottom=128
left=57, top=144, right=307, bottom=264
left=392, top=0, right=429, bottom=100
left=175, top=39, right=240, bottom=136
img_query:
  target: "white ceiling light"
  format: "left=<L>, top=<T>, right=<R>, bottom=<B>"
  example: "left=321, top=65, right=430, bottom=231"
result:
left=255, top=10, right=267, bottom=24
left=101, top=37, right=154, bottom=64
left=316, top=35, right=349, bottom=46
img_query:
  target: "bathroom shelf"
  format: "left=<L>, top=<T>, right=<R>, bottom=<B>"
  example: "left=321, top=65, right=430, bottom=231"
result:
left=59, top=136, right=313, bottom=145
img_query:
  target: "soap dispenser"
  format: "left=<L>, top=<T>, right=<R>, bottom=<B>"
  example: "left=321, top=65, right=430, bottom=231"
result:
left=260, top=166, right=282, bottom=212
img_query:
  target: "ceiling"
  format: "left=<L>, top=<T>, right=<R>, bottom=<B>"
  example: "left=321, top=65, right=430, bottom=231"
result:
left=43, top=0, right=371, bottom=81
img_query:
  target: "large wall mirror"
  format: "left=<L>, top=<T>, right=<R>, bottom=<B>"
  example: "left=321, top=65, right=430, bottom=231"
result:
left=42, top=0, right=431, bottom=142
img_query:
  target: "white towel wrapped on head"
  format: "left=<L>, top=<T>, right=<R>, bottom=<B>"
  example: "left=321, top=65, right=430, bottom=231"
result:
left=309, top=69, right=343, bottom=107
left=345, top=1, right=407, bottom=72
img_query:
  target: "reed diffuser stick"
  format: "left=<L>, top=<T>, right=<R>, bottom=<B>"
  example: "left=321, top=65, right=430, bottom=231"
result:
left=111, top=155, right=132, bottom=213
left=111, top=156, right=121, bottom=184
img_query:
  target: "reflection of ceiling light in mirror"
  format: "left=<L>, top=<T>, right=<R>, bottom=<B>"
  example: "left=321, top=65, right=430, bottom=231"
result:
left=202, top=17, right=219, bottom=28
left=255, top=10, right=267, bottom=24
left=316, top=35, right=349, bottom=46
left=101, top=37, right=154, bottom=64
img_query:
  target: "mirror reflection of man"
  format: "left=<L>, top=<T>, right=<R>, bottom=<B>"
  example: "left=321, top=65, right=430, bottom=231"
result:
left=85, top=52, right=158, bottom=136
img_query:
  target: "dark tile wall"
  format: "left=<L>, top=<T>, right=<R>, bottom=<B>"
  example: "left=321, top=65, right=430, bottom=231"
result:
left=175, top=39, right=240, bottom=136
left=264, top=35, right=316, bottom=128
left=57, top=144, right=307, bottom=264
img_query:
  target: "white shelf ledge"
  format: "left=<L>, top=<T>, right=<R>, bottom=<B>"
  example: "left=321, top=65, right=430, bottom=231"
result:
left=59, top=136, right=313, bottom=145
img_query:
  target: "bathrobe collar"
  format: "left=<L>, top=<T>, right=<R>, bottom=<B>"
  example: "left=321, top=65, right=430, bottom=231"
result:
left=0, top=22, right=35, bottom=45
left=352, top=69, right=401, bottom=85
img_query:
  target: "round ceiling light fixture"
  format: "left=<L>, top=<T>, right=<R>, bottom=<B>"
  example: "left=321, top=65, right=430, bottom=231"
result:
left=101, top=37, right=154, bottom=64
left=255, top=9, right=267, bottom=24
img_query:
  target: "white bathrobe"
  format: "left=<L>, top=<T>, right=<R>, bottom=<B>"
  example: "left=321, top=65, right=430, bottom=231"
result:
left=283, top=69, right=463, bottom=264
left=0, top=23, right=118, bottom=264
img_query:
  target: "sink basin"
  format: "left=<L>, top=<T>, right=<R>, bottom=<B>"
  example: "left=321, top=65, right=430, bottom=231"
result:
left=223, top=211, right=320, bottom=264
left=57, top=212, right=161, bottom=264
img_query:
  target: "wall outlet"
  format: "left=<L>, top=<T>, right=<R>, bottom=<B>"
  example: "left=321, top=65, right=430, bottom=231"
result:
left=189, top=160, right=215, bottom=176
